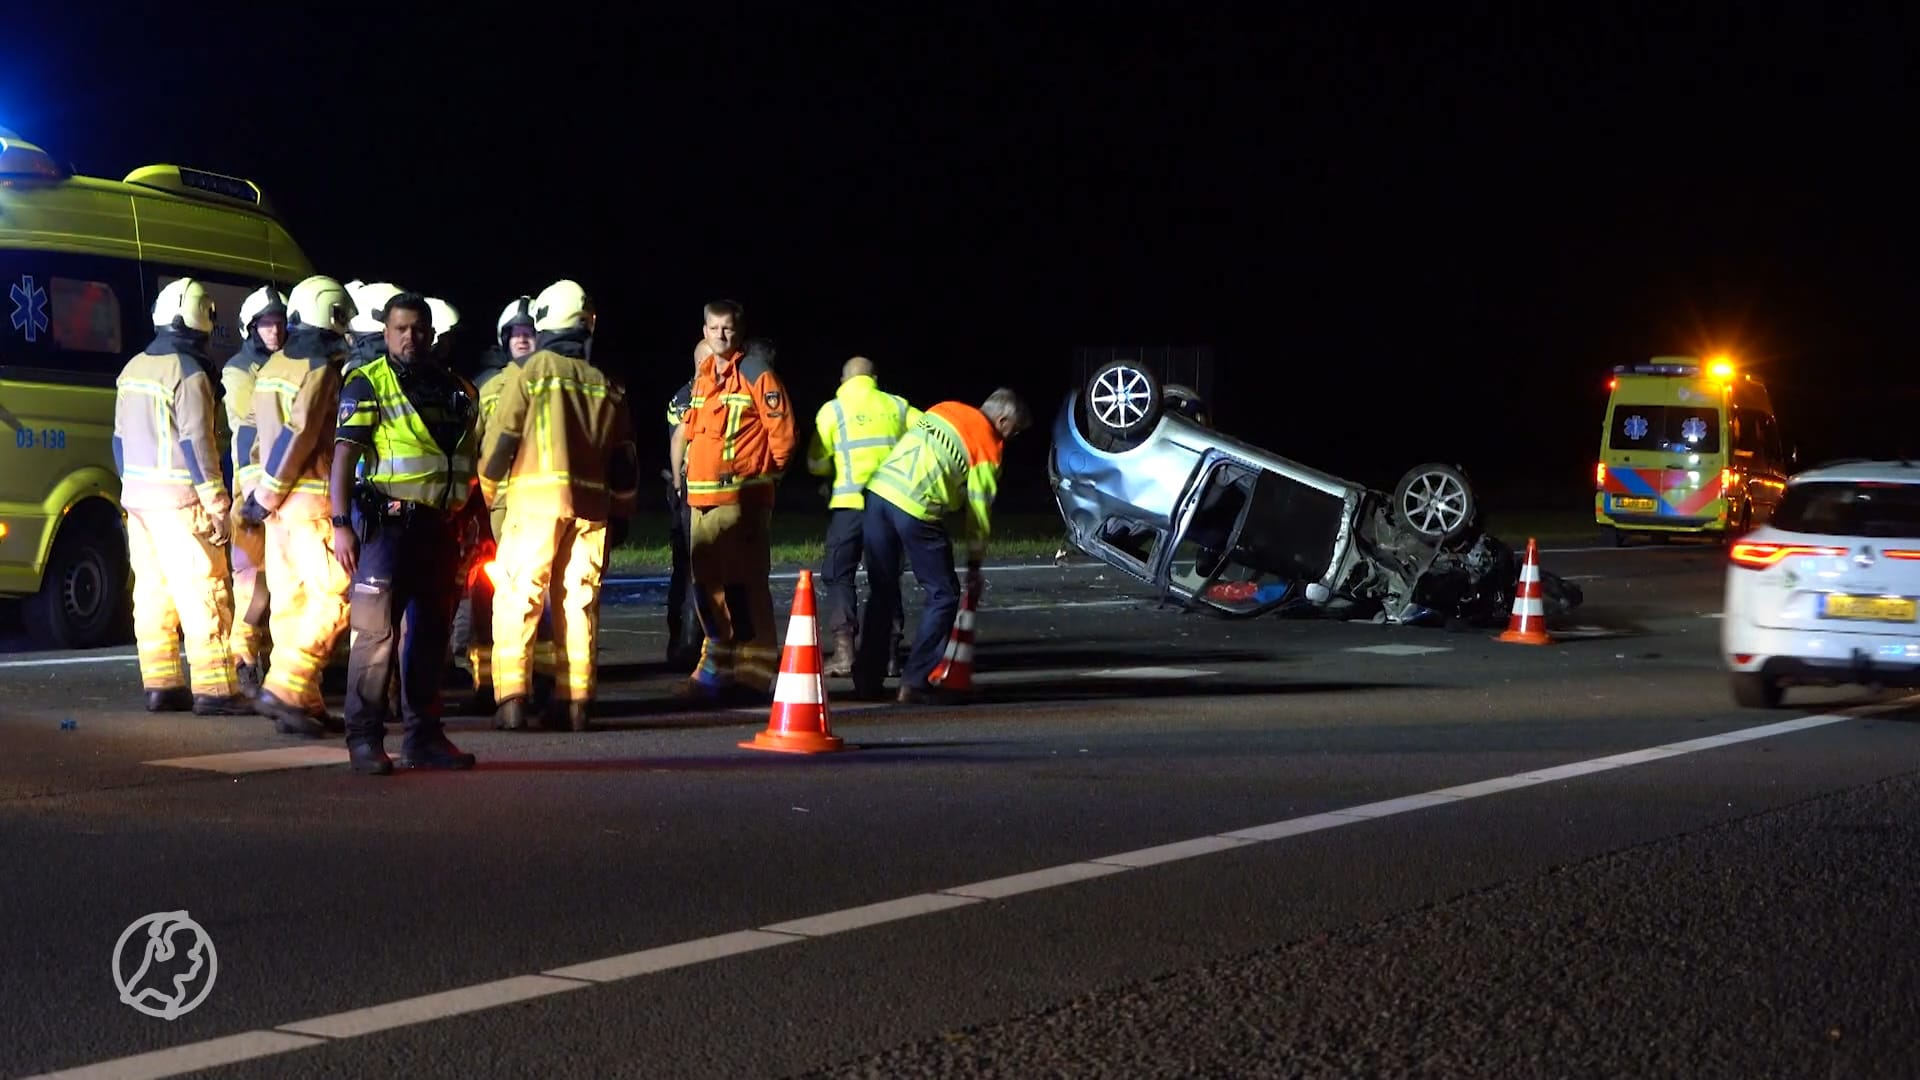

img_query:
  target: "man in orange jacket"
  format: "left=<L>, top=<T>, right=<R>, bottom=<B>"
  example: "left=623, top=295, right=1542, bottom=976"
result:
left=679, top=300, right=794, bottom=700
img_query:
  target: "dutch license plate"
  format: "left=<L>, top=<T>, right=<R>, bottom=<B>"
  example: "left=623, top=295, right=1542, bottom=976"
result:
left=1821, top=594, right=1919, bottom=622
left=1613, top=496, right=1657, bottom=512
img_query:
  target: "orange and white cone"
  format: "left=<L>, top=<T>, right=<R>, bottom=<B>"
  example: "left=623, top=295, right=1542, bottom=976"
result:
left=927, top=590, right=977, bottom=691
left=740, top=570, right=846, bottom=754
left=1496, top=537, right=1554, bottom=646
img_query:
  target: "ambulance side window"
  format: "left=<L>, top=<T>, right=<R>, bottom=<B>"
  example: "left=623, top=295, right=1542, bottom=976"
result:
left=1760, top=414, right=1785, bottom=472
left=0, top=251, right=141, bottom=383
left=1732, top=409, right=1759, bottom=456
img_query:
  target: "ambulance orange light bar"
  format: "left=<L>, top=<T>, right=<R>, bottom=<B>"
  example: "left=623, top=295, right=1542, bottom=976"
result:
left=1729, top=542, right=1845, bottom=568
left=1708, top=356, right=1735, bottom=381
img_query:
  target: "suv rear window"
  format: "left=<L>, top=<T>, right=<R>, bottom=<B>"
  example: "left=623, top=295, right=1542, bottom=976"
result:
left=1772, top=481, right=1920, bottom=538
left=1608, top=404, right=1721, bottom=454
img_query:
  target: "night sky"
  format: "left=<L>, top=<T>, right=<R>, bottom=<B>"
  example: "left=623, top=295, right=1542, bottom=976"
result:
left=7, top=6, right=1916, bottom=509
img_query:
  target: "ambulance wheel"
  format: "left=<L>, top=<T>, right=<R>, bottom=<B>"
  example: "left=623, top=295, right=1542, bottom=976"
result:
left=1082, top=360, right=1162, bottom=452
left=24, top=501, right=130, bottom=651
left=1392, top=463, right=1476, bottom=542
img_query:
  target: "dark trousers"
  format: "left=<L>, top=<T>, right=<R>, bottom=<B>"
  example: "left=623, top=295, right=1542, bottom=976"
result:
left=855, top=498, right=958, bottom=691
left=346, top=509, right=459, bottom=747
left=667, top=483, right=697, bottom=645
left=824, top=506, right=907, bottom=648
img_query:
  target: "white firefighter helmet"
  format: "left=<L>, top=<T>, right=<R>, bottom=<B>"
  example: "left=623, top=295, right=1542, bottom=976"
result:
left=424, top=297, right=459, bottom=345
left=152, top=277, right=218, bottom=333
left=496, top=295, right=536, bottom=345
left=238, top=285, right=288, bottom=335
left=347, top=281, right=403, bottom=334
left=532, top=279, right=592, bottom=332
left=286, top=275, right=356, bottom=334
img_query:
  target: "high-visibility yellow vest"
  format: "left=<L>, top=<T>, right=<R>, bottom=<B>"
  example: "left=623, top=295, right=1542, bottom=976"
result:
left=807, top=375, right=920, bottom=510
left=342, top=356, right=478, bottom=510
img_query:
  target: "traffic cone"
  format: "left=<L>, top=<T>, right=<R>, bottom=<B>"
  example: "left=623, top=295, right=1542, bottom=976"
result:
left=927, top=591, right=977, bottom=691
left=741, top=570, right=846, bottom=754
left=1496, top=537, right=1555, bottom=646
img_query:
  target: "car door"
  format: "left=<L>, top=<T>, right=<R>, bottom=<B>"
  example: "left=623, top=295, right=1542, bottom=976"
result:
left=1160, top=455, right=1349, bottom=617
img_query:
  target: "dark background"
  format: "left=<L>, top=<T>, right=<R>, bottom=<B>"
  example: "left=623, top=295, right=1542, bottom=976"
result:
left=7, top=4, right=1915, bottom=512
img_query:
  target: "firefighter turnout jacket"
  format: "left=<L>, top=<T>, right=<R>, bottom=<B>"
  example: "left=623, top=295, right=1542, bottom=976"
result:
left=222, top=336, right=273, bottom=503
left=252, top=326, right=350, bottom=519
left=478, top=333, right=639, bottom=522
left=682, top=348, right=795, bottom=506
left=807, top=374, right=920, bottom=510
left=113, top=326, right=231, bottom=518
left=866, top=401, right=1006, bottom=561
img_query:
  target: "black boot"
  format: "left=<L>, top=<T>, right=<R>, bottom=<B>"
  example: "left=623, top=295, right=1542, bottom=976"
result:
left=348, top=739, right=393, bottom=776
left=145, top=688, right=193, bottom=713
left=235, top=661, right=263, bottom=699
left=550, top=700, right=591, bottom=732
left=255, top=690, right=325, bottom=737
left=193, top=694, right=255, bottom=716
left=493, top=696, right=528, bottom=731
left=398, top=734, right=476, bottom=770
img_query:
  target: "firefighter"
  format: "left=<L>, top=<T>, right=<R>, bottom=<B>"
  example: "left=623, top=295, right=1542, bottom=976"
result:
left=852, top=389, right=1032, bottom=703
left=451, top=295, right=539, bottom=711
left=343, top=281, right=403, bottom=375
left=679, top=301, right=795, bottom=701
left=222, top=285, right=288, bottom=696
left=330, top=292, right=480, bottom=774
left=111, top=278, right=251, bottom=714
left=480, top=279, right=639, bottom=732
left=806, top=356, right=919, bottom=676
left=663, top=340, right=708, bottom=665
left=240, top=274, right=357, bottom=736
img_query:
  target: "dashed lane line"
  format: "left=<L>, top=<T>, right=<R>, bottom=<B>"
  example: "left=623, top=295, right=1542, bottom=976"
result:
left=0, top=652, right=136, bottom=670
left=25, top=698, right=1913, bottom=1080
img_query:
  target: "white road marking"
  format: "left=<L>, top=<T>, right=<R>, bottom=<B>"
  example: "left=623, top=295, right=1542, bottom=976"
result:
left=145, top=747, right=349, bottom=774
left=1081, top=666, right=1217, bottom=679
left=986, top=598, right=1140, bottom=613
left=603, top=562, right=1090, bottom=588
left=23, top=1031, right=326, bottom=1080
left=276, top=975, right=590, bottom=1039
left=942, top=862, right=1127, bottom=899
left=545, top=930, right=799, bottom=982
left=1344, top=644, right=1452, bottom=657
left=34, top=701, right=1907, bottom=1080
left=0, top=652, right=137, bottom=670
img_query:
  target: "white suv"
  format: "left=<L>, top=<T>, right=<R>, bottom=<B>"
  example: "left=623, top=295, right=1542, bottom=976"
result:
left=1723, top=461, right=1920, bottom=707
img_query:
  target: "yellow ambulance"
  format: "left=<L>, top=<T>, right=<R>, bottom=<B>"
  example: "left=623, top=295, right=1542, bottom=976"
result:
left=1594, top=356, right=1791, bottom=545
left=0, top=128, right=313, bottom=648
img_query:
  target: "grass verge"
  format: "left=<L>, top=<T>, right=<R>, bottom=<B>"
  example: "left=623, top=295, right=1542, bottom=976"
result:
left=605, top=507, right=1612, bottom=575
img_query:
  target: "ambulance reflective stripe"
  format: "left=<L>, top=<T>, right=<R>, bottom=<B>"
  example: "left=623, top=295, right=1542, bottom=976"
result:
left=350, top=360, right=476, bottom=509
left=1603, top=466, right=1724, bottom=517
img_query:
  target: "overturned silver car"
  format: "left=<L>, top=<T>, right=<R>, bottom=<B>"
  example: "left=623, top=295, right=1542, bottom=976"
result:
left=1049, top=359, right=1580, bottom=625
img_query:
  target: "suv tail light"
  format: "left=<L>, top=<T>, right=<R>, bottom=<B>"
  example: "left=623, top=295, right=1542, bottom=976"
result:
left=1729, top=542, right=1845, bottom=569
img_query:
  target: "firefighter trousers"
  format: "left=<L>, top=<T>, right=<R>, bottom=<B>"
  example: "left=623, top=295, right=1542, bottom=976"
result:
left=126, top=505, right=238, bottom=698
left=262, top=514, right=350, bottom=711
left=688, top=500, right=779, bottom=691
left=491, top=510, right=607, bottom=705
left=228, top=508, right=270, bottom=668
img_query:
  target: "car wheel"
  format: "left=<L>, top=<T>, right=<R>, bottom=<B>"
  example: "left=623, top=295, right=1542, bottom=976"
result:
left=1730, top=671, right=1784, bottom=709
left=23, top=502, right=131, bottom=651
left=1082, top=359, right=1162, bottom=452
left=1392, top=463, right=1477, bottom=542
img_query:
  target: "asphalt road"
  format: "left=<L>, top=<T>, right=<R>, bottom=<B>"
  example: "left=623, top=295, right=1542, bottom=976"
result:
left=2, top=541, right=1917, bottom=1079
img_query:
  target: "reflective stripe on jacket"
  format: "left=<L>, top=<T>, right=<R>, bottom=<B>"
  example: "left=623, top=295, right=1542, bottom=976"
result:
left=252, top=327, right=348, bottom=519
left=806, top=375, right=919, bottom=511
left=865, top=401, right=1004, bottom=559
left=222, top=341, right=270, bottom=501
left=113, top=334, right=230, bottom=515
left=336, top=356, right=478, bottom=510
left=478, top=346, right=638, bottom=522
left=682, top=350, right=795, bottom=507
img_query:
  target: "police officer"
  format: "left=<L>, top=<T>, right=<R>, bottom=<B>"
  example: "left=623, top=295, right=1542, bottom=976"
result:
left=480, top=279, right=639, bottom=732
left=223, top=285, right=288, bottom=696
left=806, top=355, right=919, bottom=676
left=112, top=278, right=251, bottom=714
left=330, top=291, right=479, bottom=775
